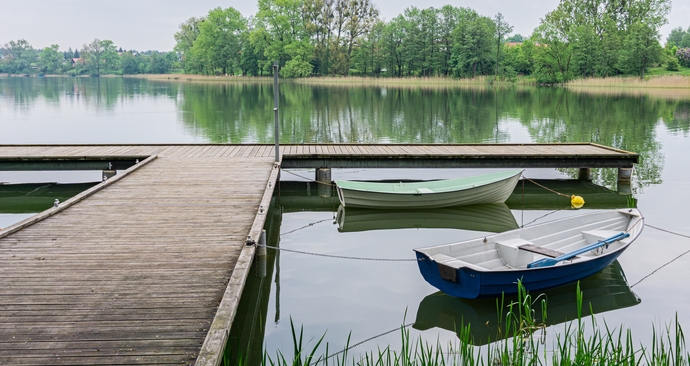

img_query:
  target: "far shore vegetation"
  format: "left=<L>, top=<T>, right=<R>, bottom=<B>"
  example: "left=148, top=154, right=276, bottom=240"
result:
left=2, top=0, right=690, bottom=87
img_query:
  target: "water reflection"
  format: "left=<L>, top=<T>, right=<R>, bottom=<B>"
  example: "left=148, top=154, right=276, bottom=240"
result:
left=225, top=202, right=282, bottom=366
left=3, top=77, right=689, bottom=192
left=278, top=178, right=635, bottom=213
left=336, top=204, right=518, bottom=233
left=0, top=182, right=98, bottom=213
left=413, top=260, right=640, bottom=346
left=0, top=77, right=179, bottom=111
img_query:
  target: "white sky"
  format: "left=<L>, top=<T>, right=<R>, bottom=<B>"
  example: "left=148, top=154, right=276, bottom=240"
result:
left=0, top=0, right=687, bottom=52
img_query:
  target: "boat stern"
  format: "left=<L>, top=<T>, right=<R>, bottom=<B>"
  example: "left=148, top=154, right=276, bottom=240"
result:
left=414, top=250, right=482, bottom=299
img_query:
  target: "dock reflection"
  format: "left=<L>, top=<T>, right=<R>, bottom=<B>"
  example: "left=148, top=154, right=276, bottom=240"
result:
left=277, top=179, right=636, bottom=212
left=413, top=260, right=640, bottom=346
left=0, top=182, right=98, bottom=213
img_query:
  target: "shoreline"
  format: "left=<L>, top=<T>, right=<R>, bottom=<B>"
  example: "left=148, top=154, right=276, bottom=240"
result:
left=5, top=72, right=690, bottom=92
left=135, top=73, right=690, bottom=89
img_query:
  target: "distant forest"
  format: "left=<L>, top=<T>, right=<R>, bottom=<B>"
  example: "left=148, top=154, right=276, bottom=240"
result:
left=2, top=0, right=690, bottom=82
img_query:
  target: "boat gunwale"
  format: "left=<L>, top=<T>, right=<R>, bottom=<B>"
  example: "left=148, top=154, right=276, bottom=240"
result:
left=413, top=208, right=643, bottom=273
left=334, top=169, right=524, bottom=195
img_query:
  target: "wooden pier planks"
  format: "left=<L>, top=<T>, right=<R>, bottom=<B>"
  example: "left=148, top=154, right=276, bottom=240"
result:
left=0, top=146, right=276, bottom=365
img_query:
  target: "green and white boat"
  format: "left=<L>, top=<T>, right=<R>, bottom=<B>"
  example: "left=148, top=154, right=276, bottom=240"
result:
left=334, top=169, right=523, bottom=209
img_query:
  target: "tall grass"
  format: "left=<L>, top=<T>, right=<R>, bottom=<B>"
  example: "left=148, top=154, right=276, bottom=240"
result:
left=565, top=85, right=690, bottom=100
left=132, top=73, right=535, bottom=88
left=234, top=281, right=689, bottom=366
left=565, top=75, right=690, bottom=89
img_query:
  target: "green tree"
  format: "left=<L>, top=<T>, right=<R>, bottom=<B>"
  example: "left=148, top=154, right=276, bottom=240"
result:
left=570, top=25, right=600, bottom=77
left=174, top=16, right=204, bottom=71
left=503, top=41, right=534, bottom=75
left=350, top=20, right=385, bottom=76
left=341, top=0, right=379, bottom=74
left=382, top=16, right=406, bottom=76
left=682, top=29, right=690, bottom=48
left=190, top=7, right=247, bottom=75
left=281, top=41, right=313, bottom=77
left=240, top=20, right=266, bottom=76
left=39, top=44, right=64, bottom=74
left=251, top=0, right=310, bottom=72
left=438, top=6, right=467, bottom=76
left=2, top=39, right=37, bottom=75
left=618, top=21, right=662, bottom=78
left=493, top=13, right=513, bottom=78
left=667, top=26, right=686, bottom=47
left=102, top=41, right=120, bottom=73
left=452, top=12, right=495, bottom=77
left=120, top=52, right=139, bottom=74
left=532, top=21, right=573, bottom=83
left=81, top=39, right=118, bottom=75
left=147, top=52, right=171, bottom=74
left=534, top=0, right=671, bottom=78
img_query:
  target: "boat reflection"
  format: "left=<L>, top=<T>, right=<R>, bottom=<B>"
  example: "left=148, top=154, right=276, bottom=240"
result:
left=277, top=179, right=636, bottom=213
left=336, top=203, right=519, bottom=233
left=413, top=260, right=640, bottom=346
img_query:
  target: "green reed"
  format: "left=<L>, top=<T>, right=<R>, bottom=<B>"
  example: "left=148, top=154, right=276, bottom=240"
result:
left=228, top=281, right=688, bottom=366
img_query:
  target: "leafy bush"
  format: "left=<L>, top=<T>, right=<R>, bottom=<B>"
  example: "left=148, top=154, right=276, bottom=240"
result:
left=677, top=48, right=690, bottom=68
left=667, top=57, right=680, bottom=71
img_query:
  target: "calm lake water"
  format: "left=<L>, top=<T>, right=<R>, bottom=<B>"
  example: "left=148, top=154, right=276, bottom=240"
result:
left=1, top=77, right=690, bottom=361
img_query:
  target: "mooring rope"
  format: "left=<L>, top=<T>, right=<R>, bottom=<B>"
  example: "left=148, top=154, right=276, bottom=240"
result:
left=281, top=169, right=335, bottom=186
left=280, top=218, right=334, bottom=236
left=630, top=224, right=690, bottom=288
left=259, top=244, right=418, bottom=262
left=521, top=176, right=571, bottom=198
left=645, top=224, right=690, bottom=239
left=520, top=207, right=570, bottom=228
left=320, top=323, right=415, bottom=362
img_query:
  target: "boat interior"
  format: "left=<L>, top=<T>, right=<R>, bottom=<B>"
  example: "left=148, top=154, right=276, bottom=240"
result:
left=420, top=210, right=642, bottom=271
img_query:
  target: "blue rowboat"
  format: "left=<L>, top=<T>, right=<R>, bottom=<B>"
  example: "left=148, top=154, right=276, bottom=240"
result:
left=413, top=260, right=640, bottom=346
left=414, top=209, right=643, bottom=299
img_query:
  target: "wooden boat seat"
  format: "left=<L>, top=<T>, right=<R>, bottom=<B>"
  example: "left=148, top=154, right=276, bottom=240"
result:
left=496, top=238, right=579, bottom=268
left=518, top=244, right=568, bottom=258
left=496, top=238, right=535, bottom=268
left=582, top=230, right=627, bottom=244
left=430, top=253, right=465, bottom=269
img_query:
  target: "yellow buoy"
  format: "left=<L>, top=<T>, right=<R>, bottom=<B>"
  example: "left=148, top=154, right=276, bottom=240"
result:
left=571, top=195, right=585, bottom=209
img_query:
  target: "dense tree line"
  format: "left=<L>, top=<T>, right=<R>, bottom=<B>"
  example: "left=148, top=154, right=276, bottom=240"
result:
left=174, top=0, right=685, bottom=81
left=3, top=0, right=687, bottom=80
left=0, top=39, right=177, bottom=76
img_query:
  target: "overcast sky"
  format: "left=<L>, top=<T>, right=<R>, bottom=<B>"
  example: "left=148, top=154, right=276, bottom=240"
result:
left=0, top=0, right=687, bottom=51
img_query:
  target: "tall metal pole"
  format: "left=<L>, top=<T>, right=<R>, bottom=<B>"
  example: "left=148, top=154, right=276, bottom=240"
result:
left=273, top=61, right=280, bottom=163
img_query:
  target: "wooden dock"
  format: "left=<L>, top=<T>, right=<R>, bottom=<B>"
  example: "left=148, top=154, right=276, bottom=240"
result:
left=0, top=143, right=638, bottom=365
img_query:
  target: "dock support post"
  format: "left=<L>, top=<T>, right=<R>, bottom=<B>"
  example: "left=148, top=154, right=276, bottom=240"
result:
left=256, top=229, right=267, bottom=279
left=617, top=168, right=633, bottom=195
left=577, top=168, right=591, bottom=181
left=102, top=170, right=116, bottom=181
left=618, top=168, right=632, bottom=183
left=273, top=61, right=280, bottom=163
left=617, top=182, right=632, bottom=195
left=316, top=168, right=332, bottom=197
